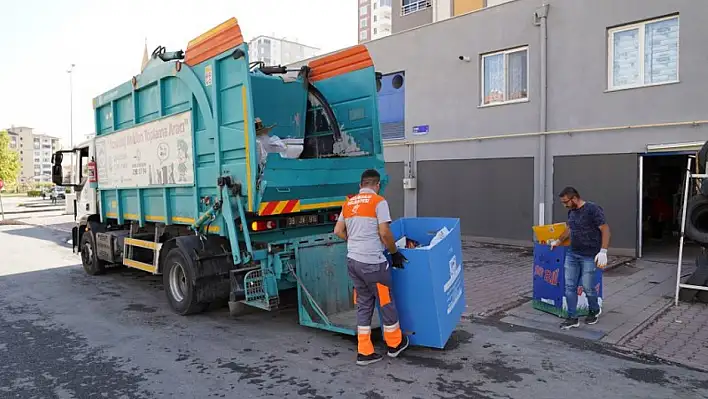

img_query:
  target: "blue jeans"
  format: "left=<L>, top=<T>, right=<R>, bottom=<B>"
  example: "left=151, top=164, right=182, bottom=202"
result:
left=564, top=250, right=600, bottom=318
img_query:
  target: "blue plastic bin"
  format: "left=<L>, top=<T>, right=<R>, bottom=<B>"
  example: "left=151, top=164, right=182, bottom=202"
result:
left=388, top=217, right=465, bottom=349
left=532, top=243, right=603, bottom=318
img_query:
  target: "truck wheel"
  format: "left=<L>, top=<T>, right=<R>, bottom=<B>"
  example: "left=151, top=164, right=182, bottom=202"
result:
left=163, top=247, right=207, bottom=315
left=685, top=195, right=708, bottom=245
left=80, top=230, right=106, bottom=275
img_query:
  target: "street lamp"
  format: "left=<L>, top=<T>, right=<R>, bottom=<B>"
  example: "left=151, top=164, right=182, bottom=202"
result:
left=67, top=64, right=75, bottom=150
left=67, top=64, right=75, bottom=189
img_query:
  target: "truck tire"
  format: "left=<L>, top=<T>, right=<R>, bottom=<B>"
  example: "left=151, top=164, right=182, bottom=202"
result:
left=696, top=289, right=708, bottom=304
left=684, top=195, right=708, bottom=245
left=162, top=246, right=207, bottom=315
left=80, top=231, right=107, bottom=275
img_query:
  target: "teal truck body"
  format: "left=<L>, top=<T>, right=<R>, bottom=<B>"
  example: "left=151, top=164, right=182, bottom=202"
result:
left=53, top=18, right=388, bottom=335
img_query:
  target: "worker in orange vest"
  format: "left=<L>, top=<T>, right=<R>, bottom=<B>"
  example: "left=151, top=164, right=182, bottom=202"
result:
left=334, top=169, right=409, bottom=365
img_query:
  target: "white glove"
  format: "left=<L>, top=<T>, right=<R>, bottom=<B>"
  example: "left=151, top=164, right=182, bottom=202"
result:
left=548, top=239, right=560, bottom=249
left=595, top=249, right=608, bottom=268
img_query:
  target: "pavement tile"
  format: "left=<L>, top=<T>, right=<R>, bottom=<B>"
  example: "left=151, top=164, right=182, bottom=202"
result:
left=623, top=302, right=708, bottom=371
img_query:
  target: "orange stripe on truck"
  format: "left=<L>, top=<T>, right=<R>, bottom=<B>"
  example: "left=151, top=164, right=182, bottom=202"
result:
left=185, top=17, right=244, bottom=67
left=308, top=45, right=373, bottom=82
left=259, top=200, right=301, bottom=216
left=258, top=199, right=352, bottom=216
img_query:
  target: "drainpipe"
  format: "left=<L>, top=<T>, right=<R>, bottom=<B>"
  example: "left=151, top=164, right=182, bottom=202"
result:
left=534, top=4, right=549, bottom=225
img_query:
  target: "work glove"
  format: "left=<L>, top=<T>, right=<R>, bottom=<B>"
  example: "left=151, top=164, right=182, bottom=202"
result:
left=548, top=239, right=560, bottom=250
left=391, top=251, right=408, bottom=269
left=595, top=249, right=608, bottom=269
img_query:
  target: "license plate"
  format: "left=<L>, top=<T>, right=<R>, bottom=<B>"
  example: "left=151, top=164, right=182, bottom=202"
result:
left=285, top=214, right=320, bottom=227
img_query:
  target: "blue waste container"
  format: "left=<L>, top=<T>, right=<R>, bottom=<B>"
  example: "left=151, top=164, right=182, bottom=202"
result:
left=388, top=217, right=465, bottom=349
left=532, top=243, right=603, bottom=318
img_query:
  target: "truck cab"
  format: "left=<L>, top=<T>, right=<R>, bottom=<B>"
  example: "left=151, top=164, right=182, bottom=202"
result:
left=52, top=139, right=97, bottom=246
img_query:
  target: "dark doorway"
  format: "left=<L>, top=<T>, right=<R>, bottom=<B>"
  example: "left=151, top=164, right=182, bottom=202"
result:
left=641, top=153, right=700, bottom=261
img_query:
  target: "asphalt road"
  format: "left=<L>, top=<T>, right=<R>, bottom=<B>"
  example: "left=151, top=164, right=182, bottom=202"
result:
left=1, top=224, right=707, bottom=399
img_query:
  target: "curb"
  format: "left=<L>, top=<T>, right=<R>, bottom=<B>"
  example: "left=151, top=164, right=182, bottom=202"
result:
left=613, top=300, right=674, bottom=347
left=613, top=343, right=708, bottom=373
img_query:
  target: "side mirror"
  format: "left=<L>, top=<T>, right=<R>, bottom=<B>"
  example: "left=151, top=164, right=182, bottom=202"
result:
left=52, top=164, right=64, bottom=186
left=52, top=152, right=63, bottom=165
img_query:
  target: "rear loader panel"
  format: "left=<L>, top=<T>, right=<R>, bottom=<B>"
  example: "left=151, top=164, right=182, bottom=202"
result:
left=255, top=45, right=387, bottom=217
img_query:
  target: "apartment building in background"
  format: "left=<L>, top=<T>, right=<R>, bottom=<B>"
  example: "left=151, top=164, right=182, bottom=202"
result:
left=7, top=126, right=62, bottom=183
left=247, top=35, right=319, bottom=66
left=359, top=0, right=393, bottom=43
left=393, top=0, right=514, bottom=33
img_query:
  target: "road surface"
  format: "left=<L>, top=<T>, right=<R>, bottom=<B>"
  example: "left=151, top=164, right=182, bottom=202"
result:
left=0, top=223, right=706, bottom=399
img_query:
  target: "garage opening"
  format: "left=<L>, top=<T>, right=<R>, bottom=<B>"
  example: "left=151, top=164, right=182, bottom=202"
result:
left=641, top=153, right=701, bottom=260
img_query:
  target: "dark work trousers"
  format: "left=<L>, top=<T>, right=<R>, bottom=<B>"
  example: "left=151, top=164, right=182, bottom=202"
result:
left=346, top=257, right=400, bottom=329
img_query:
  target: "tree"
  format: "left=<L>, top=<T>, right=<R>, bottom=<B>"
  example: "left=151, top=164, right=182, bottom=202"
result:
left=0, top=130, right=21, bottom=184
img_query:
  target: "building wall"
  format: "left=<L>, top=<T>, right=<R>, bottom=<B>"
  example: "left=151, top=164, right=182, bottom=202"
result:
left=33, top=134, right=61, bottom=182
left=553, top=154, right=639, bottom=253
left=7, top=127, right=34, bottom=182
left=358, top=0, right=373, bottom=43
left=384, top=162, right=405, bottom=220
left=487, top=0, right=514, bottom=7
left=371, top=2, right=393, bottom=40
left=292, top=0, right=708, bottom=254
left=392, top=1, right=433, bottom=33
left=453, top=0, right=484, bottom=16
left=417, top=157, right=535, bottom=241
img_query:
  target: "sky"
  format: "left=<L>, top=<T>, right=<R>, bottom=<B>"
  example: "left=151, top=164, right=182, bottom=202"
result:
left=0, top=0, right=357, bottom=147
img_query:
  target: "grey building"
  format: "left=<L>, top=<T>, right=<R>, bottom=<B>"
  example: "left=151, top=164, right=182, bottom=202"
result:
left=295, top=0, right=705, bottom=258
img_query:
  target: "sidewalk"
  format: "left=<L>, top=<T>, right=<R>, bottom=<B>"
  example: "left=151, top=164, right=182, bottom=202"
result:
left=498, top=259, right=682, bottom=344
left=460, top=241, right=632, bottom=318
left=621, top=302, right=708, bottom=371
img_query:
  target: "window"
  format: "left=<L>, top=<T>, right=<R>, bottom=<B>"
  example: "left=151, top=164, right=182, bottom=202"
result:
left=401, top=0, right=431, bottom=16
left=608, top=15, right=679, bottom=90
left=374, top=15, right=378, bottom=22
left=360, top=5, right=368, bottom=15
left=374, top=28, right=378, bottom=35
left=481, top=46, right=529, bottom=106
left=380, top=0, right=392, bottom=6
left=360, top=18, right=368, bottom=28
left=359, top=30, right=368, bottom=41
left=374, top=3, right=377, bottom=9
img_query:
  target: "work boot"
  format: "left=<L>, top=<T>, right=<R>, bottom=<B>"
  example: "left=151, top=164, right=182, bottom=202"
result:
left=560, top=318, right=579, bottom=330
left=387, top=335, right=409, bottom=358
left=585, top=308, right=602, bottom=325
left=356, top=352, right=383, bottom=366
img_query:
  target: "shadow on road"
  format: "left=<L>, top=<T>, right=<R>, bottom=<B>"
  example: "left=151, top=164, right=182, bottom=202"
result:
left=1, top=225, right=72, bottom=248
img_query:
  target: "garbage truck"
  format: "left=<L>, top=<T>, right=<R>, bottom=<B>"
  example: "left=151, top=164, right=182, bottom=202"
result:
left=52, top=17, right=388, bottom=336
